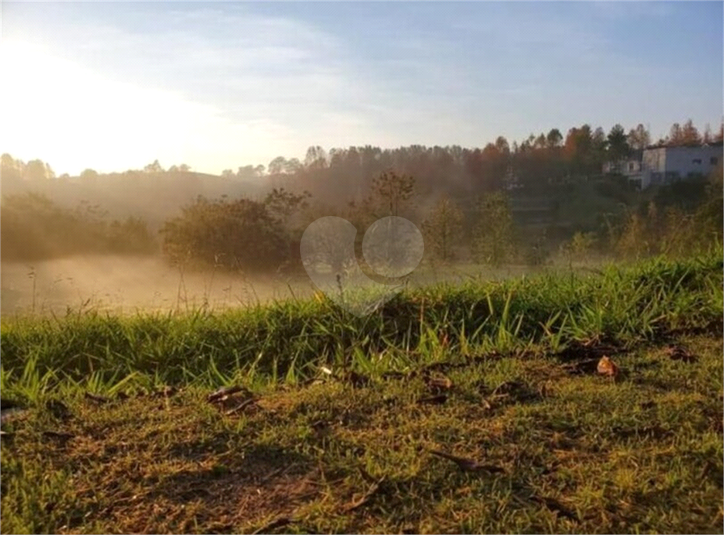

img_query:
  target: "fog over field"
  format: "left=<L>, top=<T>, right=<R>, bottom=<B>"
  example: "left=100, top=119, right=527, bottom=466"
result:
left=1, top=254, right=547, bottom=316
left=0, top=256, right=307, bottom=315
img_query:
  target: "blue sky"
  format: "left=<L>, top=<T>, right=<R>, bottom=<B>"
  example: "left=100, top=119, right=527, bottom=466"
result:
left=1, top=1, right=722, bottom=175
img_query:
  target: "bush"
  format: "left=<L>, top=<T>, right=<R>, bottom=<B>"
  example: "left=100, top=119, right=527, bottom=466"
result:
left=159, top=195, right=287, bottom=271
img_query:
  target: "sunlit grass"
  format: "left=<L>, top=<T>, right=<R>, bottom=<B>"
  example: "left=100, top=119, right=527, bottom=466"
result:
left=1, top=250, right=722, bottom=533
left=1, top=250, right=721, bottom=397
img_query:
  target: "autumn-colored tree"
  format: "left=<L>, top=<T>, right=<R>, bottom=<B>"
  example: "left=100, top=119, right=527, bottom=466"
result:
left=627, top=124, right=651, bottom=150
left=668, top=123, right=684, bottom=146
left=681, top=119, right=702, bottom=146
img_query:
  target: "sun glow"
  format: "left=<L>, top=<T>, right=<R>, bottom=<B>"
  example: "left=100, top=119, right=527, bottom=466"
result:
left=0, top=39, right=272, bottom=175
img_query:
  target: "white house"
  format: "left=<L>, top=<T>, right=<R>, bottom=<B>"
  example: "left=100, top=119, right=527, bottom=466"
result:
left=602, top=150, right=643, bottom=181
left=640, top=142, right=722, bottom=189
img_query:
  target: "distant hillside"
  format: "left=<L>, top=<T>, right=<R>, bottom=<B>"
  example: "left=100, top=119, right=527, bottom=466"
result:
left=1, top=169, right=269, bottom=230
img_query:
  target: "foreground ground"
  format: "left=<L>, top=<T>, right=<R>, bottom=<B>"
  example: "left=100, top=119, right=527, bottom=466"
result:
left=2, top=335, right=722, bottom=534
left=1, top=253, right=722, bottom=533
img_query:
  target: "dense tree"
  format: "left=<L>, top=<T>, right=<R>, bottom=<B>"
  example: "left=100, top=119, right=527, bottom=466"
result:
left=546, top=128, right=563, bottom=148
left=160, top=196, right=286, bottom=270
left=607, top=124, right=630, bottom=161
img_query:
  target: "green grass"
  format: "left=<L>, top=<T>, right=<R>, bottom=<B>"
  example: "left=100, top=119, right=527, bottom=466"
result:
left=2, top=336, right=722, bottom=534
left=1, top=251, right=722, bottom=533
left=1, top=251, right=722, bottom=392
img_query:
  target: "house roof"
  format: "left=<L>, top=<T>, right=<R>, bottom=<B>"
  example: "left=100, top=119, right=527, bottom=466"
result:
left=645, top=140, right=723, bottom=150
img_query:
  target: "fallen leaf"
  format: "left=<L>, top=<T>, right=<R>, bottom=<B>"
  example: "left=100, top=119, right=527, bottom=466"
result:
left=597, top=356, right=619, bottom=377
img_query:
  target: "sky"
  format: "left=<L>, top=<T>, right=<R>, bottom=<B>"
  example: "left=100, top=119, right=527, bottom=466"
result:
left=1, top=1, right=722, bottom=176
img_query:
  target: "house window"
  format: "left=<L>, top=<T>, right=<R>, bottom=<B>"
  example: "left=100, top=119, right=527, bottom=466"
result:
left=628, top=162, right=635, bottom=171
left=711, top=157, right=719, bottom=165
left=692, top=159, right=702, bottom=164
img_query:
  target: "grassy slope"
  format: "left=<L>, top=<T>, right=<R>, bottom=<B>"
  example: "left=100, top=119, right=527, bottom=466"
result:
left=1, top=252, right=722, bottom=533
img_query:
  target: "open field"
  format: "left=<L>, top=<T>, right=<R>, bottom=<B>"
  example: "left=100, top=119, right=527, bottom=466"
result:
left=1, top=251, right=722, bottom=533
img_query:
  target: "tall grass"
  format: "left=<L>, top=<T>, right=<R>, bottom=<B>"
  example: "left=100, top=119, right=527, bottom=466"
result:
left=1, top=249, right=721, bottom=394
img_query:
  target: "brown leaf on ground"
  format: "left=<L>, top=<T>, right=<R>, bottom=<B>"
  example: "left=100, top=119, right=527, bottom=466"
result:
left=596, top=356, right=619, bottom=377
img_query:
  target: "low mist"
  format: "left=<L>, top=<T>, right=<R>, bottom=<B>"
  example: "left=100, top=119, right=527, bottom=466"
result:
left=1, top=255, right=313, bottom=315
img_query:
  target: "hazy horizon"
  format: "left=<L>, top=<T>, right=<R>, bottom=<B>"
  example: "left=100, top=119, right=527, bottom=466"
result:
left=1, top=1, right=722, bottom=176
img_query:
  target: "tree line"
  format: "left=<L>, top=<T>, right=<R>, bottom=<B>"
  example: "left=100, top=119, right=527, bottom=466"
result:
left=1, top=119, right=721, bottom=268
